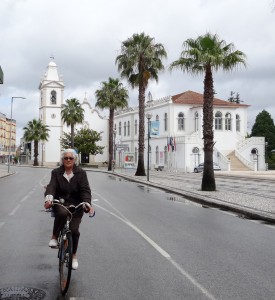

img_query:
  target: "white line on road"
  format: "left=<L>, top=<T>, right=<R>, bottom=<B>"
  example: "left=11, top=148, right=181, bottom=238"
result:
left=20, top=196, right=28, bottom=202
left=93, top=202, right=217, bottom=300
left=9, top=204, right=21, bottom=216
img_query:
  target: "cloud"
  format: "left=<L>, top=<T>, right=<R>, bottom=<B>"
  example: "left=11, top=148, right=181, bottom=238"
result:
left=0, top=0, right=275, bottom=143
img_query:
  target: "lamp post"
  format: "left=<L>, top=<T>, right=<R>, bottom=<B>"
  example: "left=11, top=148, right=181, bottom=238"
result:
left=265, top=141, right=268, bottom=170
left=8, top=96, right=26, bottom=173
left=146, top=112, right=153, bottom=181
left=113, top=129, right=116, bottom=171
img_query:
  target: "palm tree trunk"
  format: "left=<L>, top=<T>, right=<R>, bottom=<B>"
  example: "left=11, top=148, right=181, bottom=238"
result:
left=202, top=65, right=216, bottom=191
left=71, top=124, right=74, bottom=148
left=33, top=140, right=39, bottom=166
left=108, top=109, right=114, bottom=171
left=135, top=82, right=146, bottom=176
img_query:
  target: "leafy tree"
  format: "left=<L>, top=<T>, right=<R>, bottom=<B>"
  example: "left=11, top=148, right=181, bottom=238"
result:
left=228, top=91, right=242, bottom=104
left=60, top=128, right=104, bottom=157
left=250, top=110, right=275, bottom=159
left=116, top=32, right=167, bottom=176
left=23, top=119, right=49, bottom=166
left=61, top=98, right=84, bottom=148
left=170, top=32, right=246, bottom=191
left=95, top=78, right=128, bottom=171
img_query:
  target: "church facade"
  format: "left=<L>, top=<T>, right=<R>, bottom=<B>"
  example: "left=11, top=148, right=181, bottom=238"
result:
left=38, top=60, right=108, bottom=166
left=37, top=60, right=266, bottom=171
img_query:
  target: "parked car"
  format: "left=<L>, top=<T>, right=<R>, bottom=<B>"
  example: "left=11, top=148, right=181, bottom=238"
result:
left=194, top=162, right=221, bottom=173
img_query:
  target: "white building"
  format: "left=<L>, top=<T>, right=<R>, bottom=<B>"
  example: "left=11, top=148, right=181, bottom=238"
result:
left=38, top=60, right=265, bottom=171
left=114, top=91, right=266, bottom=172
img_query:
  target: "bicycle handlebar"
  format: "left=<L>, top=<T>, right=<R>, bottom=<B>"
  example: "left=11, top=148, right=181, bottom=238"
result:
left=52, top=199, right=95, bottom=218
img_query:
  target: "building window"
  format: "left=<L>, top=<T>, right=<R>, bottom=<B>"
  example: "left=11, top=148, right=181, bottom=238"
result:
left=164, top=113, right=168, bottom=131
left=215, top=111, right=223, bottom=130
left=156, top=115, right=159, bottom=121
left=195, top=112, right=199, bottom=131
left=135, top=120, right=138, bottom=135
left=119, top=122, right=121, bottom=135
left=178, top=112, right=184, bottom=131
left=236, top=114, right=240, bottom=132
left=192, top=147, right=200, bottom=165
left=127, top=121, right=130, bottom=136
left=50, top=90, right=56, bottom=104
left=114, top=123, right=117, bottom=131
left=192, top=147, right=199, bottom=154
left=124, top=122, right=126, bottom=136
left=225, top=113, right=231, bottom=131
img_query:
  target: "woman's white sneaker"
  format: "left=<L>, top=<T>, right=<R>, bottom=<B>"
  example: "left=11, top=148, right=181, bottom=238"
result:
left=48, top=239, right=58, bottom=247
left=72, top=258, right=78, bottom=270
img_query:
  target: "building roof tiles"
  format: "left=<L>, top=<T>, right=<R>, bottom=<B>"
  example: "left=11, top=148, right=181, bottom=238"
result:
left=172, top=90, right=249, bottom=107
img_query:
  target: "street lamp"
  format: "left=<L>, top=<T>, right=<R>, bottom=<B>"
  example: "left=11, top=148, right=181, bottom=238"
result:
left=8, top=96, right=26, bottom=173
left=146, top=112, right=153, bottom=181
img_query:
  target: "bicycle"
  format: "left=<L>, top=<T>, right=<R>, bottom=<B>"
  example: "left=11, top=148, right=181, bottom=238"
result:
left=51, top=199, right=95, bottom=295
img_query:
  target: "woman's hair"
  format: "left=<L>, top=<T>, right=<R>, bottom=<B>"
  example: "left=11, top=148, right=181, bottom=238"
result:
left=60, top=148, right=79, bottom=166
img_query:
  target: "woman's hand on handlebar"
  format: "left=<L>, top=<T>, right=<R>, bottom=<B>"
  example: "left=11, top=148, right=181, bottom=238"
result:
left=44, top=200, right=53, bottom=209
left=44, top=194, right=54, bottom=209
left=83, top=203, right=95, bottom=217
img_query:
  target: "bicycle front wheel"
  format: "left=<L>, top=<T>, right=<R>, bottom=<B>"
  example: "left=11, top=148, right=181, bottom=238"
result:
left=59, top=231, right=73, bottom=295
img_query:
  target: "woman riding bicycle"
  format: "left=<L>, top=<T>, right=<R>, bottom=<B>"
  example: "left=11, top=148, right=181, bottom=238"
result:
left=44, top=148, right=94, bottom=270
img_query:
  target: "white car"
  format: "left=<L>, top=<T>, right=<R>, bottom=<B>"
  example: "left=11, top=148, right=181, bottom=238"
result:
left=194, top=162, right=221, bottom=173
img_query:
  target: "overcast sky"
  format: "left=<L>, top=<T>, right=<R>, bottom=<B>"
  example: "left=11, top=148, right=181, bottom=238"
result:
left=1, top=0, right=275, bottom=144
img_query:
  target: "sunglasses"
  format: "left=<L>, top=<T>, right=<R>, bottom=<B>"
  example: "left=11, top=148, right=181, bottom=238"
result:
left=63, top=157, right=74, bottom=161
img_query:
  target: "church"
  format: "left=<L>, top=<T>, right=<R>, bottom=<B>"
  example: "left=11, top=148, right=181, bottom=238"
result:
left=37, top=60, right=108, bottom=166
left=36, top=60, right=266, bottom=171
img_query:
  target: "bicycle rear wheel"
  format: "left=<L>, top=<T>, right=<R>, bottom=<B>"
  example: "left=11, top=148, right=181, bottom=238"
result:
left=59, top=231, right=73, bottom=295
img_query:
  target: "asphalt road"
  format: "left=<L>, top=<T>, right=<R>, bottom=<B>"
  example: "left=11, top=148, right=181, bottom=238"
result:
left=0, top=167, right=275, bottom=300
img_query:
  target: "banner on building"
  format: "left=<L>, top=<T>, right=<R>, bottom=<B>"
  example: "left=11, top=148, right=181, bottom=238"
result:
left=150, top=121, right=160, bottom=137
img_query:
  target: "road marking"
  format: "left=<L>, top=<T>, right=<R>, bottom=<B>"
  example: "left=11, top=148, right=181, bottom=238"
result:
left=0, top=222, right=5, bottom=228
left=20, top=196, right=28, bottom=202
left=9, top=204, right=21, bottom=216
left=93, top=202, right=217, bottom=300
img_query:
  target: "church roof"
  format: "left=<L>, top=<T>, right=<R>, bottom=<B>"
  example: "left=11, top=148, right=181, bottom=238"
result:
left=172, top=90, right=249, bottom=107
left=39, top=60, right=64, bottom=89
left=43, top=60, right=62, bottom=82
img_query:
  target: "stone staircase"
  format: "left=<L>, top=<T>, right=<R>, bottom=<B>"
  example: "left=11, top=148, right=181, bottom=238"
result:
left=227, top=151, right=251, bottom=171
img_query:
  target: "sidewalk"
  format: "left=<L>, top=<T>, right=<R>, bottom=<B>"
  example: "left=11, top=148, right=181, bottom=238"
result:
left=110, top=168, right=275, bottom=224
left=0, top=168, right=9, bottom=178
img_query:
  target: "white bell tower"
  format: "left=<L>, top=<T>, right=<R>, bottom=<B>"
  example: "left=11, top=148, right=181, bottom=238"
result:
left=39, top=59, right=65, bottom=165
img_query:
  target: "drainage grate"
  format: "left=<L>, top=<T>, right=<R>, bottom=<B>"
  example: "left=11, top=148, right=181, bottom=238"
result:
left=0, top=287, right=46, bottom=300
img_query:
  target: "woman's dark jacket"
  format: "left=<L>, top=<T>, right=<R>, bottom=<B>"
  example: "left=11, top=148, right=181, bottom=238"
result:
left=45, top=165, right=91, bottom=206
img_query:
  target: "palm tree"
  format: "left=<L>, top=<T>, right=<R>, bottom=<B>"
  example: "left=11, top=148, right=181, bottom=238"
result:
left=170, top=32, right=246, bottom=191
left=61, top=98, right=84, bottom=148
left=23, top=119, right=49, bottom=166
left=116, top=32, right=167, bottom=176
left=95, top=78, right=129, bottom=171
